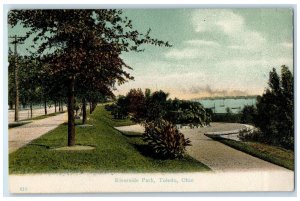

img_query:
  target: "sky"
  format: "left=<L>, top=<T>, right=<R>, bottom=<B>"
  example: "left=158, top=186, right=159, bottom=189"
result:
left=8, top=8, right=294, bottom=100
left=116, top=8, right=294, bottom=99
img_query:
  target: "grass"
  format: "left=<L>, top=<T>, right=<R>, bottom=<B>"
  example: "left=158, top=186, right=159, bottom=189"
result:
left=206, top=135, right=294, bottom=170
left=26, top=111, right=66, bottom=121
left=9, top=105, right=210, bottom=174
left=9, top=121, right=32, bottom=128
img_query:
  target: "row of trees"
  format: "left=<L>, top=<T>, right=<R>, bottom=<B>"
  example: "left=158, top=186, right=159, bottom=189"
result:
left=239, top=65, right=294, bottom=149
left=8, top=9, right=170, bottom=146
left=8, top=53, right=109, bottom=120
left=9, top=54, right=66, bottom=117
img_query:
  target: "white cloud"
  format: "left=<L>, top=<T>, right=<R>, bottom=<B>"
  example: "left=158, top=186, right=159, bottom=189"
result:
left=191, top=9, right=244, bottom=34
left=164, top=39, right=219, bottom=60
left=164, top=47, right=212, bottom=60
left=215, top=57, right=293, bottom=70
left=191, top=9, right=266, bottom=52
left=184, top=39, right=220, bottom=47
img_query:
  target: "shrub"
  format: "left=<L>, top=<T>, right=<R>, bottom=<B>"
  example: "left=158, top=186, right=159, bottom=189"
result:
left=143, top=119, right=191, bottom=159
left=240, top=105, right=257, bottom=124
left=238, top=127, right=265, bottom=142
left=104, top=104, right=115, bottom=111
left=165, top=99, right=211, bottom=127
left=211, top=113, right=241, bottom=123
left=105, top=102, right=129, bottom=119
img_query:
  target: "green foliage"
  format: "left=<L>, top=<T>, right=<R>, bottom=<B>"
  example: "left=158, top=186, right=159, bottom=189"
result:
left=238, top=127, right=265, bottom=142
left=144, top=90, right=169, bottom=121
left=143, top=119, right=191, bottom=159
left=165, top=99, right=210, bottom=127
left=9, top=9, right=171, bottom=145
left=240, top=105, right=257, bottom=124
left=111, top=96, right=129, bottom=119
left=210, top=113, right=241, bottom=123
left=109, top=88, right=211, bottom=127
left=125, top=88, right=146, bottom=121
left=254, top=65, right=294, bottom=149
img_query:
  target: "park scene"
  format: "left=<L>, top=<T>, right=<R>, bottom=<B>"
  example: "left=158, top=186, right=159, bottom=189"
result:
left=7, top=9, right=294, bottom=191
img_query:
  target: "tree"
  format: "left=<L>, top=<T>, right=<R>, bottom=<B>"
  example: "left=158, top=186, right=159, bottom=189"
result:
left=125, top=88, right=146, bottom=120
left=18, top=56, right=42, bottom=118
left=145, top=90, right=170, bottom=121
left=9, top=9, right=170, bottom=146
left=240, top=105, right=256, bottom=124
left=255, top=65, right=294, bottom=149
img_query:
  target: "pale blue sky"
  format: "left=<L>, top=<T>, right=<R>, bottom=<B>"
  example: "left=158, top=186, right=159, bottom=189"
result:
left=8, top=8, right=294, bottom=99
left=118, top=8, right=293, bottom=99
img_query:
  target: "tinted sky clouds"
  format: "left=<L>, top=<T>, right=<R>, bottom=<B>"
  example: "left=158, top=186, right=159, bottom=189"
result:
left=8, top=8, right=294, bottom=100
left=116, top=8, right=293, bottom=99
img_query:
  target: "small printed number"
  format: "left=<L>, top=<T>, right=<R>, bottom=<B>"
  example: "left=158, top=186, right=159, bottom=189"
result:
left=20, top=187, right=27, bottom=192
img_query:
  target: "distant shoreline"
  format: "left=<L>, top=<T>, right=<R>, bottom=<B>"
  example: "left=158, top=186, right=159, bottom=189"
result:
left=191, top=95, right=259, bottom=101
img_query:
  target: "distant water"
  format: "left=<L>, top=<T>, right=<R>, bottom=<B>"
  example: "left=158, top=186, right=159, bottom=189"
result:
left=196, top=98, right=257, bottom=114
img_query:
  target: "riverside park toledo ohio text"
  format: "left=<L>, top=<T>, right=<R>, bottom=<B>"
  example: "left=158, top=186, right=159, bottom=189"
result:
left=114, top=177, right=194, bottom=183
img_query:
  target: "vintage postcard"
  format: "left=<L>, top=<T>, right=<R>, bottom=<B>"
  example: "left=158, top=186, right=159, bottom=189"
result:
left=6, top=7, right=294, bottom=193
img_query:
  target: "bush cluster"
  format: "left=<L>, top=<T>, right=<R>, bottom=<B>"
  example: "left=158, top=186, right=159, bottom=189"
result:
left=143, top=119, right=191, bottom=159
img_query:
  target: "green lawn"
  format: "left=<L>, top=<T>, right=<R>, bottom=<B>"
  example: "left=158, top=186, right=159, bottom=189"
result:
left=9, top=105, right=210, bottom=174
left=26, top=111, right=66, bottom=121
left=9, top=121, right=32, bottom=128
left=206, top=135, right=294, bottom=170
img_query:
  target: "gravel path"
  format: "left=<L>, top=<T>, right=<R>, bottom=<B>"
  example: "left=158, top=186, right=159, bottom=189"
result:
left=115, top=123, right=293, bottom=173
left=9, top=112, right=67, bottom=153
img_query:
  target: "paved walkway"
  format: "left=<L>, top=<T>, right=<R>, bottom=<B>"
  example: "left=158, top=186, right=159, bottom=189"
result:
left=115, top=123, right=292, bottom=173
left=182, top=123, right=292, bottom=172
left=9, top=112, right=67, bottom=153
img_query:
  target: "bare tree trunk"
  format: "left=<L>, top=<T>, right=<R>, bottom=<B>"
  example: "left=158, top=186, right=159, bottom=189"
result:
left=54, top=100, right=57, bottom=113
left=82, top=98, right=87, bottom=125
left=58, top=101, right=61, bottom=112
left=44, top=98, right=47, bottom=115
left=67, top=77, right=75, bottom=146
left=91, top=102, right=97, bottom=113
left=89, top=102, right=92, bottom=114
left=30, top=102, right=33, bottom=118
left=14, top=61, right=19, bottom=122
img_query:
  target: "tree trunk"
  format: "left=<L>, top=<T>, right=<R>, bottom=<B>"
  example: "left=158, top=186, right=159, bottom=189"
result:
left=9, top=101, right=14, bottom=110
left=58, top=101, right=61, bottom=112
left=44, top=98, right=47, bottom=115
left=61, top=101, right=64, bottom=112
left=54, top=101, right=57, bottom=113
left=30, top=102, right=33, bottom=118
left=89, top=102, right=92, bottom=114
left=67, top=77, right=75, bottom=146
left=82, top=98, right=87, bottom=125
left=14, top=60, right=19, bottom=122
left=92, top=102, right=97, bottom=113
